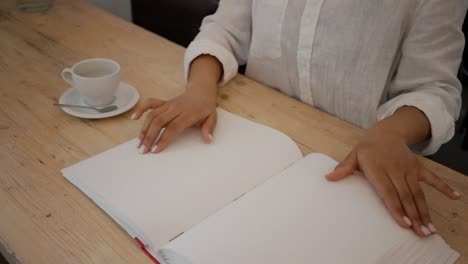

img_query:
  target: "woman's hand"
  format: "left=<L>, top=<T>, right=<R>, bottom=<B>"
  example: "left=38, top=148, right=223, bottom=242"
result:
left=131, top=82, right=217, bottom=154
left=132, top=54, right=222, bottom=153
left=326, top=126, right=460, bottom=237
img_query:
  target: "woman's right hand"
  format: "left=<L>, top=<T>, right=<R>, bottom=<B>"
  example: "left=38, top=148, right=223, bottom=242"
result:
left=132, top=54, right=223, bottom=153
left=131, top=82, right=218, bottom=154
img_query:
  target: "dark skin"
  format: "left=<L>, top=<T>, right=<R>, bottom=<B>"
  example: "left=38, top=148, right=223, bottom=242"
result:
left=132, top=55, right=461, bottom=237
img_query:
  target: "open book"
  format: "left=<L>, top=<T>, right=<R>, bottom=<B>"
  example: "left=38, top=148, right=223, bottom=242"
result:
left=62, top=109, right=459, bottom=264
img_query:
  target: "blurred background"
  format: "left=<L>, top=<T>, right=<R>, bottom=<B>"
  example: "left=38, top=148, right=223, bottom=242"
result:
left=95, top=0, right=468, bottom=175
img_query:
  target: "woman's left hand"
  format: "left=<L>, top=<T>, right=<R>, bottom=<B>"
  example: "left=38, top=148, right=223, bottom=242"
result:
left=326, top=128, right=460, bottom=237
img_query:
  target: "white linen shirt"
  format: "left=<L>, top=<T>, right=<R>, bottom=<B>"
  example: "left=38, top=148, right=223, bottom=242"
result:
left=184, top=0, right=468, bottom=155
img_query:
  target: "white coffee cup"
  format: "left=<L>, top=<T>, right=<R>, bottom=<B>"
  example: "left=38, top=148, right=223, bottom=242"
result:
left=61, top=58, right=120, bottom=107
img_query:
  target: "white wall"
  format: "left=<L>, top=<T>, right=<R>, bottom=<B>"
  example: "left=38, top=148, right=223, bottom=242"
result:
left=87, top=0, right=132, bottom=21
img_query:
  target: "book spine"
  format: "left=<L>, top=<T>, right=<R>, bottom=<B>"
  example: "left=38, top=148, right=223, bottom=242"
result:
left=134, top=237, right=161, bottom=264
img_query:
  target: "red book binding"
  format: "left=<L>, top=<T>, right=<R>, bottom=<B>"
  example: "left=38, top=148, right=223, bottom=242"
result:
left=134, top=237, right=161, bottom=264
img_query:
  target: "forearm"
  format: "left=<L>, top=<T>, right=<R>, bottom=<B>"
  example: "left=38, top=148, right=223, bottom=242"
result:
left=368, top=106, right=431, bottom=146
left=186, top=55, right=223, bottom=99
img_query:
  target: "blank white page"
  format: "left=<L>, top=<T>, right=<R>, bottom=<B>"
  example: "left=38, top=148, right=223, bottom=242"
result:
left=163, top=153, right=458, bottom=264
left=62, top=109, right=302, bottom=250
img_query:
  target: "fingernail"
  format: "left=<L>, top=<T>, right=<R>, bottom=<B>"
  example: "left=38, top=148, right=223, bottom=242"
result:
left=139, top=145, right=145, bottom=154
left=403, top=216, right=412, bottom=227
left=131, top=113, right=137, bottom=120
left=453, top=191, right=461, bottom=198
left=136, top=140, right=141, bottom=148
left=421, top=226, right=431, bottom=236
left=428, top=223, right=437, bottom=233
left=151, top=145, right=158, bottom=153
left=208, top=133, right=213, bottom=142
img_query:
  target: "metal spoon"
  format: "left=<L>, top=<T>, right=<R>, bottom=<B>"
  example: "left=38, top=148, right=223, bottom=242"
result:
left=54, top=103, right=118, bottom=113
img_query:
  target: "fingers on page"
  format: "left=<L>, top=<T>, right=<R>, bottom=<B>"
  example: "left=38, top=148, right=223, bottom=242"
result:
left=201, top=114, right=217, bottom=143
left=326, top=151, right=357, bottom=181
left=421, top=169, right=460, bottom=200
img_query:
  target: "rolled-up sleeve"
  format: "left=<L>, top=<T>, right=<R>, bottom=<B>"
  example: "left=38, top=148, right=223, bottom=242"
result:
left=377, top=0, right=467, bottom=155
left=184, top=0, right=252, bottom=86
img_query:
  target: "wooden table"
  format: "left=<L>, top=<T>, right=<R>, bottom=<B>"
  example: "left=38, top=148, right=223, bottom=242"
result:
left=0, top=0, right=467, bottom=263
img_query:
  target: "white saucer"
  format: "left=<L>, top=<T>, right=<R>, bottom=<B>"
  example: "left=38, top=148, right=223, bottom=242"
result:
left=58, top=82, right=139, bottom=119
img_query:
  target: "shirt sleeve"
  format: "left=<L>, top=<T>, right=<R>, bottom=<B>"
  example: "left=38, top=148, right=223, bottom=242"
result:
left=184, top=0, right=252, bottom=86
left=377, top=0, right=467, bottom=155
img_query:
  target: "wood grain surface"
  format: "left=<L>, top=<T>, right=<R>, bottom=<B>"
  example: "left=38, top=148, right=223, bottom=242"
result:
left=0, top=0, right=467, bottom=263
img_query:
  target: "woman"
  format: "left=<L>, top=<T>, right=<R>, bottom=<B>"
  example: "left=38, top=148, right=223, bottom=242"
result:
left=132, top=0, right=467, bottom=237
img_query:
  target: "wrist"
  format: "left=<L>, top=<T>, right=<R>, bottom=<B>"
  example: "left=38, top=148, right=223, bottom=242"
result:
left=187, top=77, right=216, bottom=89
left=184, top=82, right=217, bottom=106
left=366, top=125, right=408, bottom=145
left=367, top=107, right=431, bottom=147
left=186, top=80, right=217, bottom=95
